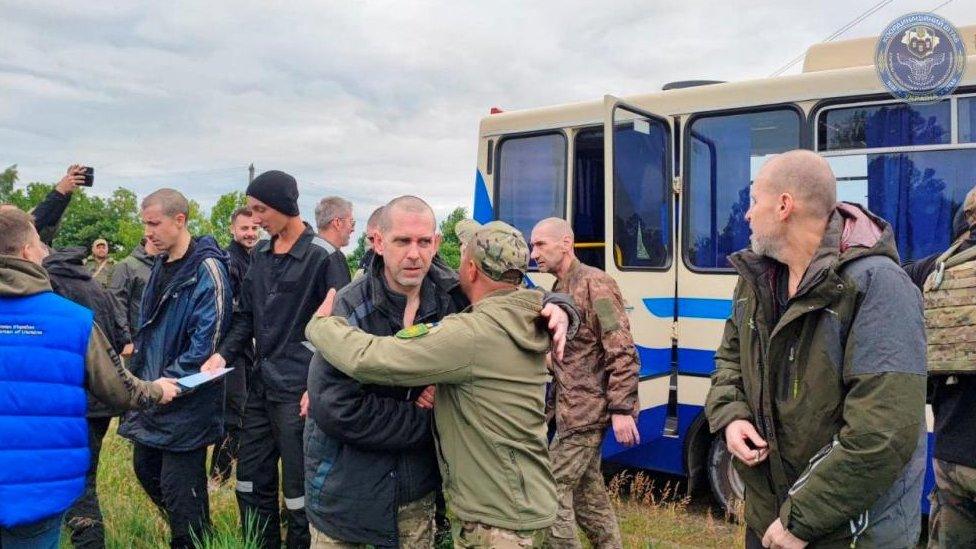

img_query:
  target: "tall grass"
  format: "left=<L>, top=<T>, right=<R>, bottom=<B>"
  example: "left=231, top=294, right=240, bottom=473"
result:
left=67, top=422, right=742, bottom=548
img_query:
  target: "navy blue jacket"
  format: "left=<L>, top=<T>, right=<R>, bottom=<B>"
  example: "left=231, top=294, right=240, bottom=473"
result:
left=119, top=236, right=233, bottom=451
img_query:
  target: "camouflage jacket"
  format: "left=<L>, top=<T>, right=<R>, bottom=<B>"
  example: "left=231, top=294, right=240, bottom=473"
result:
left=550, top=259, right=640, bottom=434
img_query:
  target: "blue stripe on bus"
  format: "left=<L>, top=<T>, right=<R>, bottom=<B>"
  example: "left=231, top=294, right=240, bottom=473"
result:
left=473, top=170, right=493, bottom=223
left=637, top=345, right=716, bottom=377
left=643, top=297, right=733, bottom=320
left=602, top=403, right=701, bottom=473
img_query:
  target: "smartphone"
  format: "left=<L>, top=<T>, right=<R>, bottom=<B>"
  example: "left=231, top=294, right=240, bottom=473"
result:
left=79, top=166, right=94, bottom=187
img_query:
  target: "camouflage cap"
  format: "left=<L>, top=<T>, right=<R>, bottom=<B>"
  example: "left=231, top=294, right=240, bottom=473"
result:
left=455, top=219, right=481, bottom=247
left=464, top=220, right=529, bottom=283
left=92, top=238, right=108, bottom=248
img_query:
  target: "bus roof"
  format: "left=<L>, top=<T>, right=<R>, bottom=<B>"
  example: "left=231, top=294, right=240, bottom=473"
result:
left=480, top=25, right=976, bottom=136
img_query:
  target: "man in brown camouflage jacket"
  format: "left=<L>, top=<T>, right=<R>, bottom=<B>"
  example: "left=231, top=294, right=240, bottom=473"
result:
left=530, top=217, right=640, bottom=549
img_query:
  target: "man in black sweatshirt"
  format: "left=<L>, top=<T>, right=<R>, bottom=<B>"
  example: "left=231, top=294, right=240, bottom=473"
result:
left=200, top=171, right=351, bottom=548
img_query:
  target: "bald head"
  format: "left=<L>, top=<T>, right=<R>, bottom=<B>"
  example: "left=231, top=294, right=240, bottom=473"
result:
left=530, top=217, right=575, bottom=277
left=756, top=150, right=837, bottom=219
left=379, top=196, right=436, bottom=233
left=533, top=217, right=574, bottom=241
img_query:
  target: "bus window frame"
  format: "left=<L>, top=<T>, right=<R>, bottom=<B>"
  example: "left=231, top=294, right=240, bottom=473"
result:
left=608, top=103, right=675, bottom=273
left=569, top=124, right=607, bottom=257
left=807, top=86, right=976, bottom=153
left=492, top=129, right=570, bottom=230
left=680, top=103, right=807, bottom=274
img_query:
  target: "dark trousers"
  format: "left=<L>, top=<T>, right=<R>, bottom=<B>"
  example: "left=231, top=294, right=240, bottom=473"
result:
left=132, top=443, right=210, bottom=549
left=746, top=528, right=763, bottom=549
left=211, top=359, right=248, bottom=483
left=65, top=416, right=112, bottom=548
left=236, top=394, right=309, bottom=549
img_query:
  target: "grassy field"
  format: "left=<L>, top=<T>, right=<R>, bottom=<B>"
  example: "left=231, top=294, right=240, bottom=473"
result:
left=65, top=421, right=743, bottom=548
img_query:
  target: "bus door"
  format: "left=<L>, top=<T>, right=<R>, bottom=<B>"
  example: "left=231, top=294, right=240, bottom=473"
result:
left=600, top=96, right=679, bottom=467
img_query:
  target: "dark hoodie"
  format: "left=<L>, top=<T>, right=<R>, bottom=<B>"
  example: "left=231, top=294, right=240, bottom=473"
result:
left=109, top=244, right=155, bottom=342
left=118, top=236, right=233, bottom=451
left=44, top=246, right=129, bottom=417
left=707, top=203, right=927, bottom=547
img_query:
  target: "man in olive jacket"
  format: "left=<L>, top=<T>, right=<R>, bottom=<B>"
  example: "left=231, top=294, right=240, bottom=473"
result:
left=306, top=221, right=559, bottom=547
left=705, top=150, right=927, bottom=549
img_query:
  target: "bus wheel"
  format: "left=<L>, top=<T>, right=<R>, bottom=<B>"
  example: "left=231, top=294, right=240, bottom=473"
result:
left=707, top=434, right=744, bottom=516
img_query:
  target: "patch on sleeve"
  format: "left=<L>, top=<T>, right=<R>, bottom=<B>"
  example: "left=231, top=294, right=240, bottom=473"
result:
left=594, top=298, right=620, bottom=333
left=395, top=322, right=438, bottom=339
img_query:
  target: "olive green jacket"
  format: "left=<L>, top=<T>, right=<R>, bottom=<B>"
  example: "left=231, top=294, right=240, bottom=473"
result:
left=705, top=204, right=927, bottom=547
left=306, top=288, right=556, bottom=531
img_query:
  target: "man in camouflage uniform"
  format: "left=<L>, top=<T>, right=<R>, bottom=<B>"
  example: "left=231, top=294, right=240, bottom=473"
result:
left=306, top=220, right=574, bottom=549
left=530, top=217, right=640, bottom=549
left=85, top=238, right=116, bottom=288
left=903, top=187, right=976, bottom=549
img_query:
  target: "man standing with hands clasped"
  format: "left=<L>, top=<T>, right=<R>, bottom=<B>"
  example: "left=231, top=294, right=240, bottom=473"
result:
left=705, top=150, right=926, bottom=549
left=529, top=217, right=640, bottom=549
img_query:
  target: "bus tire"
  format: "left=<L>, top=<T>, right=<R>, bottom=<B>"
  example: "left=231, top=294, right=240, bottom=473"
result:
left=707, top=433, right=744, bottom=516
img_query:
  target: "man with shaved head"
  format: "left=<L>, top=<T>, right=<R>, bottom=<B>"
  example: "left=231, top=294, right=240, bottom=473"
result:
left=302, top=197, right=576, bottom=548
left=118, top=188, right=234, bottom=548
left=705, top=150, right=926, bottom=548
left=530, top=217, right=639, bottom=549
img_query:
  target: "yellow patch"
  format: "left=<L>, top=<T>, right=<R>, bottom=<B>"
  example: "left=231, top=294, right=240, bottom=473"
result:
left=396, top=323, right=431, bottom=339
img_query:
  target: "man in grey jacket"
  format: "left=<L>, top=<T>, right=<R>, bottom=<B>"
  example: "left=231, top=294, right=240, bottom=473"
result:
left=110, top=238, right=158, bottom=357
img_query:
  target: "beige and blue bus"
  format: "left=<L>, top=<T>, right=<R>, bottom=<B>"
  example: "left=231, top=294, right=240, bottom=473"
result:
left=470, top=25, right=976, bottom=511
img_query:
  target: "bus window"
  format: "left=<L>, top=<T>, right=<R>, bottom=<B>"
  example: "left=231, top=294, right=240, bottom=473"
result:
left=496, top=133, right=567, bottom=240
left=613, top=114, right=671, bottom=269
left=818, top=100, right=950, bottom=151
left=959, top=96, right=976, bottom=143
left=573, top=127, right=605, bottom=270
left=685, top=109, right=801, bottom=269
left=824, top=150, right=976, bottom=261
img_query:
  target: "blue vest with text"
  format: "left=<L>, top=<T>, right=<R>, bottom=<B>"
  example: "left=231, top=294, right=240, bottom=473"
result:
left=0, top=291, right=91, bottom=528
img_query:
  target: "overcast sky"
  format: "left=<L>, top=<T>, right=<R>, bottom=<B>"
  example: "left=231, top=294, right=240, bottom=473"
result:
left=2, top=0, right=973, bottom=242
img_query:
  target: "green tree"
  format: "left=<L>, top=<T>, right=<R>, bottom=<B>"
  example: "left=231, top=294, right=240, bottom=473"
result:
left=0, top=164, right=17, bottom=202
left=437, top=206, right=467, bottom=270
left=346, top=232, right=369, bottom=274
left=209, top=191, right=247, bottom=247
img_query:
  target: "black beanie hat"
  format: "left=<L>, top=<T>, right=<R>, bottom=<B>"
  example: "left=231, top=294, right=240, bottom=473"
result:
left=246, top=170, right=300, bottom=216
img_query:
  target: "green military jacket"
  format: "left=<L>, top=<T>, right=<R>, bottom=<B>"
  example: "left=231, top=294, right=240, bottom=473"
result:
left=305, top=287, right=557, bottom=531
left=85, top=257, right=115, bottom=288
left=705, top=204, right=927, bottom=547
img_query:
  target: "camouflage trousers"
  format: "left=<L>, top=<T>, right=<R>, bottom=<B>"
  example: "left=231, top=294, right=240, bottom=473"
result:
left=452, top=521, right=544, bottom=548
left=546, top=429, right=623, bottom=549
left=309, top=491, right=435, bottom=549
left=928, top=459, right=976, bottom=549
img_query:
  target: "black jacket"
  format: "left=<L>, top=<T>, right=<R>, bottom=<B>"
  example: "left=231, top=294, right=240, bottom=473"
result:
left=902, top=227, right=976, bottom=468
left=218, top=225, right=351, bottom=402
left=31, top=189, right=71, bottom=246
left=109, top=244, right=154, bottom=343
left=43, top=246, right=128, bottom=417
left=304, top=255, right=465, bottom=546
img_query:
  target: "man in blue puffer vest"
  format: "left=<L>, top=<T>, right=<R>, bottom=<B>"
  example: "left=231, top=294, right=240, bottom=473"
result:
left=117, top=189, right=233, bottom=549
left=0, top=206, right=180, bottom=548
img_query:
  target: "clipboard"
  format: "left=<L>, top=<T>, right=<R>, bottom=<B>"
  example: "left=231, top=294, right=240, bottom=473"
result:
left=176, top=368, right=234, bottom=395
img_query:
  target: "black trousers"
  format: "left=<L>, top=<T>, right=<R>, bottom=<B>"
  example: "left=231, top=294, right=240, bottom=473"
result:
left=66, top=416, right=112, bottom=548
left=746, top=528, right=763, bottom=549
left=132, top=443, right=210, bottom=549
left=236, top=393, right=309, bottom=549
left=211, top=358, right=248, bottom=483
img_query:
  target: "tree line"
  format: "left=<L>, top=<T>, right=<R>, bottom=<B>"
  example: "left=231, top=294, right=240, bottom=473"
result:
left=0, top=164, right=467, bottom=272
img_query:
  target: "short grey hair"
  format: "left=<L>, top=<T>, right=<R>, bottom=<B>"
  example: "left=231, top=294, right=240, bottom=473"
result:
left=379, top=196, right=436, bottom=233
left=761, top=150, right=837, bottom=219
left=314, top=196, right=352, bottom=229
left=141, top=188, right=189, bottom=217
